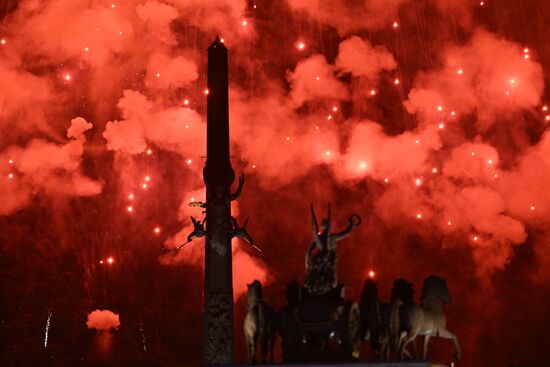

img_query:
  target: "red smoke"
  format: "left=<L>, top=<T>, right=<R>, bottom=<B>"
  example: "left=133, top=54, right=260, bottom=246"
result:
left=1, top=1, right=550, bottom=366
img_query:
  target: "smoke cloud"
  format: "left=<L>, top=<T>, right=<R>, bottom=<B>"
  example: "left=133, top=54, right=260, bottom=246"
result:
left=86, top=309, right=121, bottom=331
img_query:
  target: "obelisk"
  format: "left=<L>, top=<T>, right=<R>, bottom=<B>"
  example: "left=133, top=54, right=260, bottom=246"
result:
left=202, top=36, right=235, bottom=365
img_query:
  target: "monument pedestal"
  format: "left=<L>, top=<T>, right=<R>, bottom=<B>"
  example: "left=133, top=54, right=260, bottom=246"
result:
left=214, top=362, right=451, bottom=367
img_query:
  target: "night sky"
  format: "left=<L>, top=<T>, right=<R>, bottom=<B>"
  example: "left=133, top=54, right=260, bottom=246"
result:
left=1, top=0, right=550, bottom=366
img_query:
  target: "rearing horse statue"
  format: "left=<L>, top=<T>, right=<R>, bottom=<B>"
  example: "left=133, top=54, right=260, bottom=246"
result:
left=399, top=275, right=461, bottom=361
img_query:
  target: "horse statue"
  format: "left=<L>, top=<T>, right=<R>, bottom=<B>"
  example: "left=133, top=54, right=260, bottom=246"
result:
left=359, top=279, right=383, bottom=354
left=359, top=278, right=416, bottom=360
left=398, top=275, right=461, bottom=361
left=277, top=280, right=302, bottom=361
left=244, top=280, right=277, bottom=363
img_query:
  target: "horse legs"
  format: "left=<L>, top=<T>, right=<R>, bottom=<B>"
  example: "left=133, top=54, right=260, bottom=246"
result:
left=438, top=328, right=461, bottom=361
left=247, top=334, right=257, bottom=363
left=269, top=332, right=276, bottom=363
left=400, top=331, right=418, bottom=360
left=260, top=334, right=268, bottom=363
left=423, top=335, right=431, bottom=360
left=411, top=336, right=418, bottom=359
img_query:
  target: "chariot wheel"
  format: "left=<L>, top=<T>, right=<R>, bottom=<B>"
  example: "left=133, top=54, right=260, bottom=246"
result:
left=341, top=301, right=362, bottom=359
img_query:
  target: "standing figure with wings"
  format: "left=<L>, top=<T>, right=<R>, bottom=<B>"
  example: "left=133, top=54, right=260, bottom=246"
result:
left=304, top=203, right=361, bottom=296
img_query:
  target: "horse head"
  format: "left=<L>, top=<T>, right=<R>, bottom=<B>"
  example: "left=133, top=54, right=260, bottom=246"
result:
left=285, top=280, right=300, bottom=307
left=421, top=275, right=452, bottom=306
left=247, top=280, right=263, bottom=308
left=361, top=279, right=378, bottom=304
left=391, top=278, right=414, bottom=304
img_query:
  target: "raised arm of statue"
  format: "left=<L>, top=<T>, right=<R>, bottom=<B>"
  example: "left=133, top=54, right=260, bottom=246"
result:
left=310, top=204, right=320, bottom=244
left=332, top=214, right=361, bottom=241
left=228, top=174, right=245, bottom=201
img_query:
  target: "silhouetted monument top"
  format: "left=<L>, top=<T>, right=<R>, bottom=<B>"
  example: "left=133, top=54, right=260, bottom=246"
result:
left=204, top=35, right=233, bottom=188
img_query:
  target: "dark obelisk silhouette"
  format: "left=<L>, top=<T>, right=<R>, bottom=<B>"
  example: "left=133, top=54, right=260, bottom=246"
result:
left=202, top=36, right=235, bottom=364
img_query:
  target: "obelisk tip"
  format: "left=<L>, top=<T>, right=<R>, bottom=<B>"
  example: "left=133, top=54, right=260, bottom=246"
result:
left=209, top=35, right=226, bottom=49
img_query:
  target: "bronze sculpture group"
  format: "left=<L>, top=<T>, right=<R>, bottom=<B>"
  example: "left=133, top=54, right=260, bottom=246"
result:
left=243, top=204, right=461, bottom=364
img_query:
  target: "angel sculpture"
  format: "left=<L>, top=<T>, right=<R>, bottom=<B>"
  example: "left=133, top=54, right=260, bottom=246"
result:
left=304, top=203, right=361, bottom=295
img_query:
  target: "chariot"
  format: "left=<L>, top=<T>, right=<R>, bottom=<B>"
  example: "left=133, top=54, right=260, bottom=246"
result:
left=280, top=284, right=362, bottom=362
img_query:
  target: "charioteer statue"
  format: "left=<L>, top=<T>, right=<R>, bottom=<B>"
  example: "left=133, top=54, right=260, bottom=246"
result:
left=305, top=203, right=362, bottom=296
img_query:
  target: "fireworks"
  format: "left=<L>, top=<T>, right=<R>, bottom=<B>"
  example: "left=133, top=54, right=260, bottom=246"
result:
left=1, top=1, right=549, bottom=365
left=44, top=311, right=52, bottom=348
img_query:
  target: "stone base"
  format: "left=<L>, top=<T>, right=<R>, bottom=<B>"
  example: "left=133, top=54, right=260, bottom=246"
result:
left=209, top=362, right=451, bottom=367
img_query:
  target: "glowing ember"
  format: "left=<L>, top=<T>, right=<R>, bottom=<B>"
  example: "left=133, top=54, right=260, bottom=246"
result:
left=154, top=227, right=161, bottom=234
left=368, top=270, right=375, bottom=278
left=127, top=206, right=133, bottom=212
left=107, top=257, right=114, bottom=264
left=296, top=41, right=305, bottom=50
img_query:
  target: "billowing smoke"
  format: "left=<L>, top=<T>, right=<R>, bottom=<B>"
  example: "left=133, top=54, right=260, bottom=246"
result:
left=86, top=309, right=121, bottom=331
left=1, top=1, right=550, bottom=366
